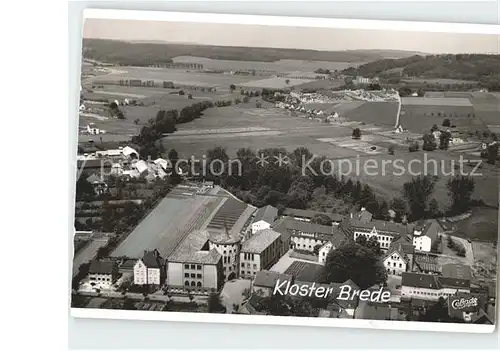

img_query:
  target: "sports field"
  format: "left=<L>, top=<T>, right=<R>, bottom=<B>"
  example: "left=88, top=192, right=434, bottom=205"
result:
left=111, top=190, right=225, bottom=258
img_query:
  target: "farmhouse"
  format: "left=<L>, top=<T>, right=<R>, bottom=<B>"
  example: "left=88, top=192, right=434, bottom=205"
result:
left=401, top=272, right=471, bottom=301
left=133, top=250, right=165, bottom=286
left=87, top=259, right=118, bottom=290
left=318, top=241, right=334, bottom=264
left=167, top=229, right=224, bottom=292
left=251, top=205, right=278, bottom=234
left=239, top=229, right=282, bottom=279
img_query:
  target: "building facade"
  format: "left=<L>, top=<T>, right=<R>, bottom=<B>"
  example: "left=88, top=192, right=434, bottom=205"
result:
left=133, top=250, right=165, bottom=286
left=401, top=272, right=471, bottom=301
left=239, top=229, right=282, bottom=279
left=87, top=259, right=118, bottom=290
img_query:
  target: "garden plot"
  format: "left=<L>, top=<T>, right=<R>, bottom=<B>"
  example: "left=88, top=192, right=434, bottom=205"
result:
left=318, top=137, right=387, bottom=155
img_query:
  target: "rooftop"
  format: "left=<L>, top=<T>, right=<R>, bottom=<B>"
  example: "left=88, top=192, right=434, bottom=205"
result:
left=241, top=229, right=281, bottom=254
left=413, top=253, right=440, bottom=274
left=142, top=250, right=163, bottom=269
left=402, top=272, right=471, bottom=290
left=208, top=228, right=241, bottom=245
left=168, top=230, right=222, bottom=265
left=89, top=259, right=116, bottom=275
left=284, top=261, right=324, bottom=282
left=253, top=205, right=278, bottom=224
left=254, top=270, right=293, bottom=289
left=282, top=208, right=344, bottom=222
left=442, top=263, right=472, bottom=281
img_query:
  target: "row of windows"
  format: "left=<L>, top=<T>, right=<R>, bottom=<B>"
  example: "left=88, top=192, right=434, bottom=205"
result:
left=241, top=263, right=257, bottom=269
left=184, top=273, right=202, bottom=279
left=386, top=262, right=403, bottom=268
left=184, top=264, right=202, bottom=270
left=184, top=281, right=203, bottom=287
left=90, top=277, right=111, bottom=282
left=241, top=270, right=256, bottom=277
left=407, top=290, right=456, bottom=297
left=243, top=253, right=255, bottom=260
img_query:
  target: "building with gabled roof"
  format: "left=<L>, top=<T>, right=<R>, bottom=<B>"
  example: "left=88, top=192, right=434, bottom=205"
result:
left=409, top=219, right=443, bottom=252
left=134, top=250, right=165, bottom=286
left=383, top=242, right=411, bottom=276
left=253, top=270, right=293, bottom=297
left=239, top=229, right=282, bottom=279
left=282, top=208, right=344, bottom=224
left=251, top=205, right=278, bottom=234
left=88, top=259, right=118, bottom=289
left=273, top=217, right=347, bottom=253
left=166, top=230, right=224, bottom=292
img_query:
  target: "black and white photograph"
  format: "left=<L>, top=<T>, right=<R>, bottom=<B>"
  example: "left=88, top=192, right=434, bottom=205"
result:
left=71, top=9, right=499, bottom=333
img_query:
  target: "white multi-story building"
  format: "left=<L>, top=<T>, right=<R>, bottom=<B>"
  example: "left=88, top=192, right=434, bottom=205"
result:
left=318, top=241, right=334, bottom=264
left=411, top=219, right=442, bottom=252
left=239, top=229, right=282, bottom=279
left=133, top=250, right=165, bottom=286
left=166, top=230, right=224, bottom=292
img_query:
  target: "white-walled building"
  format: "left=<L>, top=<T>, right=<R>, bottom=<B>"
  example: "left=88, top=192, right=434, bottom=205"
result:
left=383, top=243, right=411, bottom=276
left=167, top=230, right=224, bottom=292
left=318, top=241, right=334, bottom=264
left=401, top=272, right=471, bottom=301
left=87, top=259, right=118, bottom=290
left=239, top=229, right=282, bottom=279
left=251, top=205, right=278, bottom=234
left=133, top=250, right=165, bottom=286
left=410, top=219, right=442, bottom=252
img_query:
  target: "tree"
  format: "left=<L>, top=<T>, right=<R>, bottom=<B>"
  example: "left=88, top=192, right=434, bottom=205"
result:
left=285, top=79, right=290, bottom=85
left=311, top=213, right=332, bottom=226
left=486, top=143, right=499, bottom=165
left=408, top=141, right=420, bottom=152
left=230, top=84, right=236, bottom=92
left=322, top=242, right=387, bottom=289
left=313, top=243, right=323, bottom=255
left=207, top=292, right=226, bottom=313
left=352, top=128, right=362, bottom=139
left=422, top=133, right=437, bottom=151
left=447, top=176, right=475, bottom=215
left=442, top=118, right=451, bottom=127
left=256, top=101, right=262, bottom=108
left=439, top=131, right=452, bottom=150
left=243, top=96, right=250, bottom=103
left=388, top=145, right=395, bottom=155
left=187, top=94, right=193, bottom=99
left=76, top=177, right=95, bottom=200
left=402, top=176, right=437, bottom=221
left=428, top=199, right=441, bottom=217
left=178, top=90, right=185, bottom=96
left=431, top=124, right=439, bottom=133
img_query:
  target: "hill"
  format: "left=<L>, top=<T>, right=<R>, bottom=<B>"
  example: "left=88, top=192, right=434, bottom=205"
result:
left=81, top=39, right=418, bottom=66
left=343, top=54, right=500, bottom=90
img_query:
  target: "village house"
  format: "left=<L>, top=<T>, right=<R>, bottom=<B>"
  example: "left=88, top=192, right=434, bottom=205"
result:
left=208, top=228, right=241, bottom=281
left=383, top=241, right=413, bottom=276
left=87, top=259, right=118, bottom=290
left=318, top=241, right=334, bottom=264
left=239, top=229, right=282, bottom=279
left=133, top=250, right=165, bottom=286
left=166, top=230, right=224, bottom=292
left=251, top=205, right=278, bottom=234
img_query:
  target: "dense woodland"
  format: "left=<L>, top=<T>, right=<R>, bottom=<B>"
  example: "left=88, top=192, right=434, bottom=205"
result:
left=343, top=54, right=500, bottom=90
left=82, top=39, right=417, bottom=66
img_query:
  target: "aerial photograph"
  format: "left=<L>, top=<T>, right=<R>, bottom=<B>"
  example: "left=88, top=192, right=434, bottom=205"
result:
left=71, top=16, right=498, bottom=328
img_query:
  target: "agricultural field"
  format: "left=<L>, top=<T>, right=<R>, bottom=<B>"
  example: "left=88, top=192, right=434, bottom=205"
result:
left=172, top=56, right=365, bottom=72
left=110, top=190, right=224, bottom=259
left=239, top=77, right=315, bottom=89
left=454, top=207, right=499, bottom=242
left=343, top=101, right=399, bottom=127
left=470, top=92, right=500, bottom=127
left=89, top=66, right=259, bottom=88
